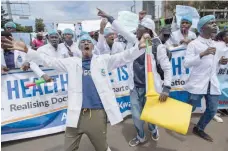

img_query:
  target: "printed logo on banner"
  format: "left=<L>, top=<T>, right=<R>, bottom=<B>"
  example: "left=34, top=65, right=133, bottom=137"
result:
left=101, top=69, right=106, bottom=76
left=218, top=65, right=228, bottom=109
left=116, top=96, right=131, bottom=113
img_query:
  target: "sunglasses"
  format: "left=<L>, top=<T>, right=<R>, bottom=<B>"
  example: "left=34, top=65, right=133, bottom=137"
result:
left=163, top=34, right=170, bottom=38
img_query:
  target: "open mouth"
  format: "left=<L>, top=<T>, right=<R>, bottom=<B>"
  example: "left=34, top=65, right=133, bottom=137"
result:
left=85, top=47, right=90, bottom=51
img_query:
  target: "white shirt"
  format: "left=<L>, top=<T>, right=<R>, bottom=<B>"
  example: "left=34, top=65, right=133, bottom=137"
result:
left=58, top=42, right=82, bottom=58
left=166, top=29, right=197, bottom=48
left=94, top=33, right=125, bottom=55
left=29, top=43, right=71, bottom=77
left=183, top=36, right=222, bottom=95
left=1, top=48, right=26, bottom=68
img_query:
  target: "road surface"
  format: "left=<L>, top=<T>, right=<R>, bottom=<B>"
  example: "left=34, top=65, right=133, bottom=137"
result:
left=2, top=116, right=228, bottom=151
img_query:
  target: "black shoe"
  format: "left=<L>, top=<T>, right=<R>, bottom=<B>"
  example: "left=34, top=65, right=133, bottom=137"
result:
left=193, top=127, right=213, bottom=142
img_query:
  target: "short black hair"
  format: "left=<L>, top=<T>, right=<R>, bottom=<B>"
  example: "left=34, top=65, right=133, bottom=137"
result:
left=1, top=31, right=12, bottom=37
left=159, top=25, right=171, bottom=35
left=215, top=30, right=228, bottom=41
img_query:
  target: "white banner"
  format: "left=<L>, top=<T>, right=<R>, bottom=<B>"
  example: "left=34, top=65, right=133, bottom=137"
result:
left=81, top=19, right=111, bottom=32
left=117, top=11, right=139, bottom=32
left=176, top=5, right=200, bottom=29
left=1, top=66, right=131, bottom=142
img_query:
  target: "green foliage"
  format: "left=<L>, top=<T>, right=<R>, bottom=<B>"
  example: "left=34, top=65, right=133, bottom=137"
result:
left=35, top=18, right=45, bottom=32
left=1, top=6, right=11, bottom=29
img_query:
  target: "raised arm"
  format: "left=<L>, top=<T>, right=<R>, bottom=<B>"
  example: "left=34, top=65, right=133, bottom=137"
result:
left=26, top=49, right=73, bottom=72
left=97, top=8, right=137, bottom=45
left=103, top=33, right=150, bottom=71
left=105, top=43, right=144, bottom=71
left=1, top=37, right=73, bottom=72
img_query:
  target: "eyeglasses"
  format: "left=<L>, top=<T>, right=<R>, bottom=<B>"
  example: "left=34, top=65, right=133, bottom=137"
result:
left=163, top=34, right=170, bottom=38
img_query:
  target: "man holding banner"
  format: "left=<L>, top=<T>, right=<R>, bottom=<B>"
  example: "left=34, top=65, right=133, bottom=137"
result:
left=97, top=9, right=172, bottom=147
left=184, top=15, right=228, bottom=142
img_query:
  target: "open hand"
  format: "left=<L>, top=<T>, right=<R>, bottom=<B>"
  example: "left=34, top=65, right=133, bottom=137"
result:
left=180, top=39, right=191, bottom=45
left=1, top=36, right=28, bottom=53
left=21, top=62, right=30, bottom=71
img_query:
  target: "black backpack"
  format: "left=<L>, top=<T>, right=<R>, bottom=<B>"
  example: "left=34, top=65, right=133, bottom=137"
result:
left=151, top=37, right=172, bottom=80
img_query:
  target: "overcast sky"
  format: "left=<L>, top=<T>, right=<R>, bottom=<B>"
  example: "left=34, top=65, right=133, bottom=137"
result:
left=2, top=0, right=161, bottom=30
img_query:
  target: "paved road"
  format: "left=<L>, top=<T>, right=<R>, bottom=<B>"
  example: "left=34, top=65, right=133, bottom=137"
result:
left=2, top=116, right=228, bottom=151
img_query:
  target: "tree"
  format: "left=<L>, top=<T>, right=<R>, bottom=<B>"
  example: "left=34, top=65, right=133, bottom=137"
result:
left=1, top=6, right=11, bottom=29
left=166, top=1, right=228, bottom=12
left=35, top=18, right=45, bottom=32
left=199, top=1, right=228, bottom=9
left=15, top=23, right=33, bottom=33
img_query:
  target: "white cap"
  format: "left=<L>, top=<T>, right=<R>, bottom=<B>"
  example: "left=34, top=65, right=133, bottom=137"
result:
left=140, top=17, right=157, bottom=36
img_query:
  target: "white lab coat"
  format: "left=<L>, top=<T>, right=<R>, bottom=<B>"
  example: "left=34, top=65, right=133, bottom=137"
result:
left=58, top=42, right=82, bottom=58
left=25, top=43, right=145, bottom=128
left=112, top=20, right=172, bottom=92
left=165, top=29, right=197, bottom=47
left=1, top=48, right=26, bottom=68
left=94, top=33, right=125, bottom=55
left=29, top=43, right=72, bottom=78
left=215, top=41, right=228, bottom=60
left=183, top=36, right=222, bottom=95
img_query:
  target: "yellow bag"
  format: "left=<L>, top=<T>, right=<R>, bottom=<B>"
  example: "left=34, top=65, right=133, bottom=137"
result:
left=140, top=41, right=192, bottom=135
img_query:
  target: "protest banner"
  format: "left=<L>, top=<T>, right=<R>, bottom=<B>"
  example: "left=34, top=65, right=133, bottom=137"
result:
left=217, top=50, right=228, bottom=109
left=176, top=5, right=200, bottom=29
left=117, top=11, right=139, bottom=32
left=1, top=66, right=131, bottom=142
left=2, top=48, right=227, bottom=142
left=81, top=19, right=111, bottom=32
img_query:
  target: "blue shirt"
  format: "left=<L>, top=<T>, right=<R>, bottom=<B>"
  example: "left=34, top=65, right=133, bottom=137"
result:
left=4, top=51, right=15, bottom=69
left=82, top=58, right=103, bottom=109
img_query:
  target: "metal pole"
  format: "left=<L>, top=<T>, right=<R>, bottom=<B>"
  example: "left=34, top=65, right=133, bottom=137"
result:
left=165, top=0, right=167, bottom=18
left=6, top=0, right=13, bottom=20
left=158, top=6, right=160, bottom=31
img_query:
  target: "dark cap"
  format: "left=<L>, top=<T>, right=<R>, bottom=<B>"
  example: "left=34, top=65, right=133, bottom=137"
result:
left=160, top=26, right=171, bottom=35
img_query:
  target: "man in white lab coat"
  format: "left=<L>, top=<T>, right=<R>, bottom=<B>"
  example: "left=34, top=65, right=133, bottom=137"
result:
left=97, top=9, right=172, bottom=147
left=1, top=31, right=27, bottom=74
left=59, top=28, right=81, bottom=57
left=166, top=16, right=197, bottom=48
left=184, top=15, right=228, bottom=142
left=94, top=19, right=125, bottom=55
left=30, top=30, right=76, bottom=82
left=1, top=17, right=149, bottom=151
